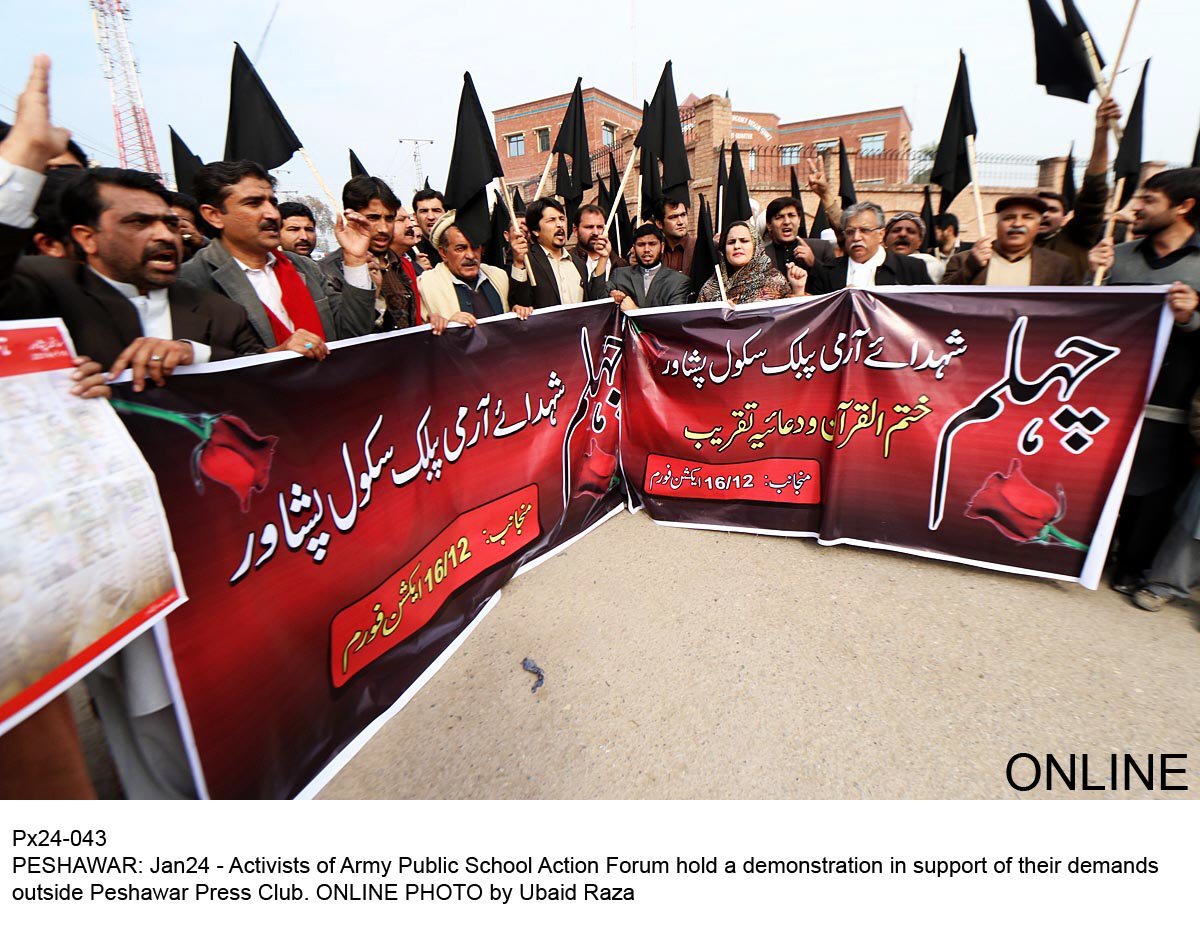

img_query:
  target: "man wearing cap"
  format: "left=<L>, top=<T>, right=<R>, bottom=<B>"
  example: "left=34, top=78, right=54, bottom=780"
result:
left=416, top=209, right=533, bottom=334
left=942, top=195, right=1076, bottom=286
left=884, top=211, right=944, bottom=283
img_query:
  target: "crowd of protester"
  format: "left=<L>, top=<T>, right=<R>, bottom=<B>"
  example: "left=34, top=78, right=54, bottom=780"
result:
left=2, top=54, right=1199, bottom=800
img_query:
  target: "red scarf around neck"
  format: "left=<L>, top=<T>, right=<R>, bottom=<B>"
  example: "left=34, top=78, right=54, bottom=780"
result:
left=262, top=249, right=326, bottom=345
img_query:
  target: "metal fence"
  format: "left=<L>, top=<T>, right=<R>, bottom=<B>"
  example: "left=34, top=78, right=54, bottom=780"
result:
left=508, top=142, right=1057, bottom=204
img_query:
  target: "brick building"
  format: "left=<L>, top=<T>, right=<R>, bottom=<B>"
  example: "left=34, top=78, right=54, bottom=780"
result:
left=493, top=87, right=641, bottom=184
left=494, top=88, right=1160, bottom=244
left=495, top=88, right=913, bottom=190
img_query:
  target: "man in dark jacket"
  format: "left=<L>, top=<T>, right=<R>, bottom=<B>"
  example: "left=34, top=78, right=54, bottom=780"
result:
left=942, top=196, right=1076, bottom=286
left=181, top=160, right=378, bottom=352
left=807, top=201, right=933, bottom=293
left=607, top=223, right=690, bottom=310
left=0, top=166, right=264, bottom=386
left=1036, top=96, right=1121, bottom=283
left=763, top=195, right=836, bottom=275
left=509, top=197, right=610, bottom=310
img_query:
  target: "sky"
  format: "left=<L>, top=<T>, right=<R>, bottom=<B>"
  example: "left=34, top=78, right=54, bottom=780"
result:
left=2, top=0, right=1197, bottom=203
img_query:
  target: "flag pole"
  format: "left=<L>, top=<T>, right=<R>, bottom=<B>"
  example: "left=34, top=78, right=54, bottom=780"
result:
left=498, top=176, right=536, bottom=287
left=603, top=147, right=639, bottom=234
left=531, top=153, right=554, bottom=201
left=1091, top=177, right=1128, bottom=286
left=1109, top=0, right=1142, bottom=90
left=298, top=147, right=342, bottom=214
left=964, top=134, right=987, bottom=243
left=714, top=262, right=728, bottom=305
left=635, top=172, right=643, bottom=226
left=1079, top=30, right=1124, bottom=145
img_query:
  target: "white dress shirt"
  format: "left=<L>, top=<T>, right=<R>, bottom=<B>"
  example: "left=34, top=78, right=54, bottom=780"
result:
left=585, top=253, right=609, bottom=280
left=92, top=269, right=212, bottom=364
left=234, top=251, right=371, bottom=334
left=846, top=246, right=887, bottom=288
left=0, top=156, right=45, bottom=227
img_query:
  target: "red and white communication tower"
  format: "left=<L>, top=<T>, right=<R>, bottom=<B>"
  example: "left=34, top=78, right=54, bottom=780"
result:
left=90, top=0, right=161, bottom=175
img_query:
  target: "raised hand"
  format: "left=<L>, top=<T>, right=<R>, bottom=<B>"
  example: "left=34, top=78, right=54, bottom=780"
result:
left=335, top=210, right=372, bottom=266
left=0, top=55, right=71, bottom=172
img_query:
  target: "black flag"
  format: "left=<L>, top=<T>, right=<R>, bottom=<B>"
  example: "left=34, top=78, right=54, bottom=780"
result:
left=349, top=149, right=368, bottom=178
left=423, top=176, right=431, bottom=190
left=483, top=194, right=510, bottom=269
left=1113, top=61, right=1149, bottom=209
left=931, top=50, right=978, bottom=214
left=640, top=149, right=662, bottom=221
left=919, top=186, right=936, bottom=252
left=789, top=166, right=809, bottom=239
left=837, top=137, right=857, bottom=209
left=511, top=185, right=526, bottom=215
left=170, top=126, right=204, bottom=196
left=689, top=193, right=720, bottom=300
left=724, top=140, right=753, bottom=227
left=224, top=43, right=302, bottom=169
left=444, top=71, right=505, bottom=246
left=1062, top=0, right=1104, bottom=68
left=1191, top=123, right=1200, bottom=169
left=1027, top=0, right=1094, bottom=103
left=607, top=153, right=633, bottom=256
left=1061, top=142, right=1077, bottom=212
left=553, top=78, right=592, bottom=224
left=636, top=63, right=691, bottom=205
left=810, top=199, right=831, bottom=240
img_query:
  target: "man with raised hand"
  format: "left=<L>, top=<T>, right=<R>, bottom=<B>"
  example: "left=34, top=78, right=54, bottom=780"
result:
left=181, top=159, right=379, bottom=353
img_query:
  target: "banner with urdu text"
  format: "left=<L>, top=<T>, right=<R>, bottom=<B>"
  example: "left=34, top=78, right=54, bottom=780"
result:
left=114, top=302, right=623, bottom=800
left=620, top=287, right=1170, bottom=587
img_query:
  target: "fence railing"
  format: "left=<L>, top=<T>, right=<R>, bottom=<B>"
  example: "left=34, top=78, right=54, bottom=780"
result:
left=507, top=143, right=1058, bottom=206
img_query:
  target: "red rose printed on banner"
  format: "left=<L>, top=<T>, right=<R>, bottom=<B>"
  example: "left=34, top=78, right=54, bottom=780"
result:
left=191, top=416, right=279, bottom=512
left=965, top=459, right=1088, bottom=550
left=113, top=400, right=278, bottom=513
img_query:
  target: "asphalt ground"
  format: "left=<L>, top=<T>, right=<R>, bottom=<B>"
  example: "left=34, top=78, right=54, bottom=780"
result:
left=318, top=510, right=1200, bottom=800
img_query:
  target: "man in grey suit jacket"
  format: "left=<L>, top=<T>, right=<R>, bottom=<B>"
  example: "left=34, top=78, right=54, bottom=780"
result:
left=180, top=160, right=378, bottom=357
left=607, top=223, right=691, bottom=310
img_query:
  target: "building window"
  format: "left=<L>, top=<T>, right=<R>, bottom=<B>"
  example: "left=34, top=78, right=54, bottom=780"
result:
left=781, top=145, right=803, bottom=165
left=814, top=139, right=838, bottom=153
left=507, top=133, right=525, bottom=158
left=747, top=148, right=757, bottom=171
left=860, top=134, right=885, bottom=156
left=535, top=127, right=551, bottom=152
left=602, top=122, right=617, bottom=149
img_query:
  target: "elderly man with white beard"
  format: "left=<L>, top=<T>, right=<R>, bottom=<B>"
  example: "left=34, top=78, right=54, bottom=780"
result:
left=941, top=195, right=1076, bottom=286
left=807, top=201, right=933, bottom=293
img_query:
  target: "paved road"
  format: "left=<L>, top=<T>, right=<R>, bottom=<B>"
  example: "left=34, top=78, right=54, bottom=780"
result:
left=321, top=511, right=1200, bottom=799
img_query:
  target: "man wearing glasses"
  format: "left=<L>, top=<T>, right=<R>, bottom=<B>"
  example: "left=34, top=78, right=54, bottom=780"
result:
left=807, top=201, right=933, bottom=293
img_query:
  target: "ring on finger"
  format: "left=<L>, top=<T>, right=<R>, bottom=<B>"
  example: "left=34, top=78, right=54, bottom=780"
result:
left=150, top=354, right=163, bottom=361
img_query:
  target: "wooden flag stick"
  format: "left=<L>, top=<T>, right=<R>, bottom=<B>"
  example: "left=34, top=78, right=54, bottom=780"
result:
left=715, top=261, right=728, bottom=306
left=964, top=134, right=987, bottom=243
left=498, top=176, right=535, bottom=287
left=603, top=147, right=639, bottom=234
left=635, top=173, right=643, bottom=227
left=1092, top=177, right=1128, bottom=286
left=1110, top=0, right=1142, bottom=89
left=531, top=153, right=554, bottom=201
left=1079, top=32, right=1123, bottom=145
left=298, top=147, right=342, bottom=214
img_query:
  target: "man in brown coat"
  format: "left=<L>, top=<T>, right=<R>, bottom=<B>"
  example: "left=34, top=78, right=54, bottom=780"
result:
left=941, top=195, right=1076, bottom=286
